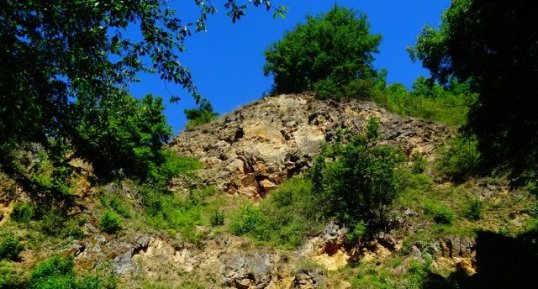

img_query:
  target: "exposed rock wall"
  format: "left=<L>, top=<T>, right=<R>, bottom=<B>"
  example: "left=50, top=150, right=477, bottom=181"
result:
left=170, top=93, right=450, bottom=199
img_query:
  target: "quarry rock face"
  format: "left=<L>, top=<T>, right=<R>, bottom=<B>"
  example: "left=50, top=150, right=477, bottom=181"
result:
left=170, top=93, right=450, bottom=199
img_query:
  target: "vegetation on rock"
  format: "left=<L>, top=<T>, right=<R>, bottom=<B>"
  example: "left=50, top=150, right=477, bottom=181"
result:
left=264, top=6, right=382, bottom=99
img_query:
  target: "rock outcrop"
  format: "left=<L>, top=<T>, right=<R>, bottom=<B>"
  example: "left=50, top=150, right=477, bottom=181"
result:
left=170, top=93, right=450, bottom=199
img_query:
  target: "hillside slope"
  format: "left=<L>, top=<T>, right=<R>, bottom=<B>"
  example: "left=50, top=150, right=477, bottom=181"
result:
left=1, top=94, right=535, bottom=289
left=170, top=93, right=450, bottom=199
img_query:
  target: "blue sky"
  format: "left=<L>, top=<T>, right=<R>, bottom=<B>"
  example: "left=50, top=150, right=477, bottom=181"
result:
left=129, top=0, right=449, bottom=134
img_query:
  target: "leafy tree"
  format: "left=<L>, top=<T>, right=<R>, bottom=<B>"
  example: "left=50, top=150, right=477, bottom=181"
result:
left=409, top=0, right=538, bottom=179
left=0, top=0, right=284, bottom=181
left=311, top=119, right=403, bottom=231
left=74, top=92, right=171, bottom=179
left=264, top=5, right=382, bottom=99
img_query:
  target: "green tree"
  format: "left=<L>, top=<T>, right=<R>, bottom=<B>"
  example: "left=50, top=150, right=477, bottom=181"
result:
left=264, top=5, right=382, bottom=99
left=74, top=92, right=171, bottom=179
left=311, top=119, right=403, bottom=231
left=409, top=0, right=538, bottom=179
left=0, top=0, right=284, bottom=183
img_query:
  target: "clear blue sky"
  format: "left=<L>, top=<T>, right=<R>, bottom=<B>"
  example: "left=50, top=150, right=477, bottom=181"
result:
left=129, top=0, right=449, bottom=134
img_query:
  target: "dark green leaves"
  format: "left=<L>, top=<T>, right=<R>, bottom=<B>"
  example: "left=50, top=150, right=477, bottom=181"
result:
left=264, top=5, right=381, bottom=99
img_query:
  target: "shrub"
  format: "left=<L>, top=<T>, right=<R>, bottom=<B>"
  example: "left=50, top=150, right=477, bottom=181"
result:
left=74, top=93, right=172, bottom=180
left=62, top=216, right=86, bottom=239
left=0, top=261, right=25, bottom=288
left=230, top=205, right=266, bottom=237
left=41, top=211, right=64, bottom=235
left=29, top=256, right=75, bottom=289
left=378, top=77, right=476, bottom=127
left=310, top=119, right=403, bottom=230
left=99, top=211, right=122, bottom=234
left=0, top=237, right=23, bottom=261
left=411, top=152, right=426, bottom=174
left=464, top=199, right=482, bottom=220
left=436, top=134, right=481, bottom=181
left=347, top=221, right=367, bottom=243
left=210, top=211, right=224, bottom=227
left=426, top=203, right=454, bottom=224
left=11, top=202, right=34, bottom=223
left=231, top=177, right=320, bottom=249
left=184, top=107, right=219, bottom=130
left=29, top=256, right=115, bottom=289
left=264, top=5, right=382, bottom=99
left=100, top=194, right=132, bottom=218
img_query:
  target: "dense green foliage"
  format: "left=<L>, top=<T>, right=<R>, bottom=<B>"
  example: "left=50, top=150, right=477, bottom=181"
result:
left=0, top=260, right=24, bottom=288
left=74, top=93, right=171, bottom=180
left=0, top=237, right=23, bottom=261
left=410, top=0, right=538, bottom=179
left=378, top=77, right=476, bottom=126
left=425, top=203, right=454, bottom=225
left=11, top=203, right=34, bottom=223
left=231, top=177, right=320, bottom=249
left=29, top=256, right=115, bottom=289
left=311, top=119, right=403, bottom=229
left=435, top=134, right=481, bottom=181
left=464, top=199, right=482, bottom=221
left=99, top=211, right=122, bottom=234
left=264, top=6, right=382, bottom=99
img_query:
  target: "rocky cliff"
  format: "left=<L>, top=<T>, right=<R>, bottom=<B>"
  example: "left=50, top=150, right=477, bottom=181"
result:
left=170, top=93, right=450, bottom=199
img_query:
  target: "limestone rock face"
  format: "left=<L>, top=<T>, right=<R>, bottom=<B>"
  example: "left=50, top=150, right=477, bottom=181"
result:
left=170, top=93, right=450, bottom=199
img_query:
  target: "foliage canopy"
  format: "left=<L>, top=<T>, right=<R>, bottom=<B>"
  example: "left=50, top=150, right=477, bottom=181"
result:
left=409, top=0, right=538, bottom=179
left=311, top=119, right=403, bottom=229
left=264, top=5, right=382, bottom=99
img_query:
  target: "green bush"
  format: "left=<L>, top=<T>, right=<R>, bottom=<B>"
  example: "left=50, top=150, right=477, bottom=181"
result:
left=0, top=260, right=25, bottom=288
left=310, top=119, right=403, bottom=230
left=264, top=5, right=382, bottom=99
left=99, top=211, right=122, bottom=234
left=377, top=77, right=476, bottom=127
left=210, top=211, right=224, bottom=227
left=436, top=134, right=481, bottom=181
left=347, top=221, right=367, bottom=243
left=184, top=108, right=219, bottom=130
left=0, top=237, right=23, bottom=261
left=11, top=203, right=34, bottom=223
left=29, top=256, right=75, bottom=289
left=140, top=153, right=209, bottom=242
left=464, top=199, right=482, bottom=220
left=143, top=191, right=204, bottom=242
left=426, top=203, right=454, bottom=224
left=29, top=256, right=115, bottom=289
left=231, top=177, right=320, bottom=249
left=99, top=194, right=132, bottom=218
left=411, top=152, right=426, bottom=174
left=230, top=205, right=266, bottom=238
left=41, top=211, right=64, bottom=235
left=62, top=217, right=86, bottom=239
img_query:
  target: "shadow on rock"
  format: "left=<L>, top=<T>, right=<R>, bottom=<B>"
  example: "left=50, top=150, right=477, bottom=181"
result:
left=423, top=230, right=538, bottom=289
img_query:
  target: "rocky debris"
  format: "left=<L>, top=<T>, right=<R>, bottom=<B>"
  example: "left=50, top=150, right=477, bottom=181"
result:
left=73, top=233, right=153, bottom=274
left=301, top=221, right=350, bottom=270
left=170, top=93, right=450, bottom=199
left=292, top=268, right=326, bottom=289
left=435, top=236, right=476, bottom=259
left=223, top=251, right=282, bottom=289
left=411, top=236, right=477, bottom=275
